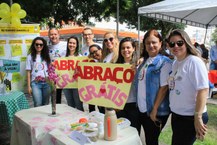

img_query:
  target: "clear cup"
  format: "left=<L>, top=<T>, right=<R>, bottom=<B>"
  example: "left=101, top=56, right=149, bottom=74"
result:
left=0, top=84, right=6, bottom=95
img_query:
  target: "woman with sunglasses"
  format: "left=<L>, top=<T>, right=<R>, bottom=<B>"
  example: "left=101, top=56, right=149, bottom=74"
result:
left=134, top=29, right=172, bottom=145
left=115, top=37, right=140, bottom=134
left=63, top=36, right=84, bottom=111
left=101, top=32, right=119, bottom=63
left=167, top=29, right=209, bottom=145
left=94, top=32, right=119, bottom=113
left=26, top=37, right=51, bottom=107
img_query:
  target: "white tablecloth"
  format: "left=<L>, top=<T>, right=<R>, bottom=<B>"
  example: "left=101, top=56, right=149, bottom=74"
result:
left=11, top=104, right=142, bottom=145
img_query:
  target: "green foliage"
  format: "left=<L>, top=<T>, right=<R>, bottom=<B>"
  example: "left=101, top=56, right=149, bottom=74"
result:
left=159, top=104, right=217, bottom=145
left=211, top=27, right=217, bottom=43
left=5, top=0, right=185, bottom=34
left=117, top=0, right=185, bottom=38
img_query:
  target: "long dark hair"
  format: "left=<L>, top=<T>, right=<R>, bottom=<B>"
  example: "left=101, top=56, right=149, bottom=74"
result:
left=116, top=37, right=136, bottom=64
left=28, top=37, right=51, bottom=64
left=66, top=36, right=79, bottom=57
left=142, top=29, right=165, bottom=60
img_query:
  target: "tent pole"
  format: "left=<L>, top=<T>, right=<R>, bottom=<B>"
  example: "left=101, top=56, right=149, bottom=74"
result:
left=138, top=15, right=140, bottom=59
left=204, top=25, right=208, bottom=44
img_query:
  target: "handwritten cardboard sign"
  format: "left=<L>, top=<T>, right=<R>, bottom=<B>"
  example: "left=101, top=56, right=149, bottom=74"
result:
left=77, top=62, right=134, bottom=110
left=0, top=59, right=20, bottom=73
left=54, top=56, right=94, bottom=89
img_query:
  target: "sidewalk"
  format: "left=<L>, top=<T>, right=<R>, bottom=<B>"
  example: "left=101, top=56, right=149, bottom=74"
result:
left=207, top=97, right=217, bottom=105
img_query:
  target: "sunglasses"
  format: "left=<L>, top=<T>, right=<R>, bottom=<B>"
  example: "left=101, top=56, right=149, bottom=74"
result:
left=89, top=49, right=98, bottom=56
left=104, top=37, right=114, bottom=43
left=169, top=40, right=184, bottom=48
left=35, top=43, right=44, bottom=47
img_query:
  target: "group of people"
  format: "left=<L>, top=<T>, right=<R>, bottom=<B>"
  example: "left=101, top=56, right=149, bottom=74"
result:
left=26, top=27, right=209, bottom=145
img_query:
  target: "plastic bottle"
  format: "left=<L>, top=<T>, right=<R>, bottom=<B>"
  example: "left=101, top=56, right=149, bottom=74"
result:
left=98, top=121, right=104, bottom=139
left=104, top=108, right=117, bottom=141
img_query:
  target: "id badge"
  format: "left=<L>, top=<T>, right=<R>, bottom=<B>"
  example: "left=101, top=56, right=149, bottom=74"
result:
left=168, top=76, right=175, bottom=90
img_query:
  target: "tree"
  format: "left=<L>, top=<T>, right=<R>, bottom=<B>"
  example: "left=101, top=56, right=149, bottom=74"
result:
left=211, top=27, right=217, bottom=43
left=117, top=0, right=185, bottom=38
left=1, top=0, right=185, bottom=34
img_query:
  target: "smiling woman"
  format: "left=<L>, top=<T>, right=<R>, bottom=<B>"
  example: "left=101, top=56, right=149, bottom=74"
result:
left=89, top=44, right=102, bottom=61
left=133, top=29, right=172, bottom=145
left=26, top=37, right=51, bottom=107
left=115, top=37, right=140, bottom=134
left=167, top=29, right=209, bottom=145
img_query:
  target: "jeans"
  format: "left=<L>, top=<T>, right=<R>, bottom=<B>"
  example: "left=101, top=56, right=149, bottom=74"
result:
left=171, top=112, right=208, bottom=145
left=116, top=103, right=141, bottom=134
left=139, top=112, right=169, bottom=145
left=31, top=81, right=51, bottom=107
left=63, top=89, right=83, bottom=111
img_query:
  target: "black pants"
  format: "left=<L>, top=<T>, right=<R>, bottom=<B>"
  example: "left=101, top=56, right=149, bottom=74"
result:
left=139, top=112, right=169, bottom=145
left=89, top=105, right=105, bottom=114
left=56, top=89, right=62, bottom=104
left=171, top=112, right=208, bottom=145
left=116, top=103, right=141, bottom=134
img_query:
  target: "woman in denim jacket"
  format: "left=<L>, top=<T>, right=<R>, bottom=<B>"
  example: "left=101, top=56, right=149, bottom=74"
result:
left=134, top=29, right=172, bottom=145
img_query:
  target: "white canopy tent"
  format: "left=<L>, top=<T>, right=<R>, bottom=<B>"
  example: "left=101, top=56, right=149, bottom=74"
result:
left=137, top=0, right=217, bottom=42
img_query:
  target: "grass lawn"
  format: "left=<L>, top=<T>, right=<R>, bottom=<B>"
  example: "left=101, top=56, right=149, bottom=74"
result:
left=159, top=104, right=217, bottom=145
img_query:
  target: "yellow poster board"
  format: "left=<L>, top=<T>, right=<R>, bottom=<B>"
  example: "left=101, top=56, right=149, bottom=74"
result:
left=54, top=57, right=95, bottom=89
left=0, top=24, right=40, bottom=92
left=77, top=62, right=134, bottom=110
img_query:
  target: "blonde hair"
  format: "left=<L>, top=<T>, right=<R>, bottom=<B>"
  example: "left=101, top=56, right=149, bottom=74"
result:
left=101, top=32, right=119, bottom=63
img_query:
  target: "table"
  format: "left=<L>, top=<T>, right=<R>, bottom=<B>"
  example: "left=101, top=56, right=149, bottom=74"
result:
left=10, top=104, right=142, bottom=145
left=0, top=91, right=29, bottom=127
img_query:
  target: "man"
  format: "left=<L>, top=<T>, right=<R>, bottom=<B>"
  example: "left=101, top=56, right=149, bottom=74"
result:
left=80, top=27, right=102, bottom=56
left=210, top=41, right=217, bottom=70
left=48, top=28, right=67, bottom=103
left=80, top=27, right=102, bottom=112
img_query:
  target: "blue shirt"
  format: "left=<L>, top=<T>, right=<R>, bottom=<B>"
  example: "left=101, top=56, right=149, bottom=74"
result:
left=134, top=54, right=172, bottom=116
left=210, top=45, right=217, bottom=61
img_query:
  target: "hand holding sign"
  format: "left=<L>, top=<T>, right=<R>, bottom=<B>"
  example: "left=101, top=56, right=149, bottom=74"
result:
left=77, top=62, right=134, bottom=110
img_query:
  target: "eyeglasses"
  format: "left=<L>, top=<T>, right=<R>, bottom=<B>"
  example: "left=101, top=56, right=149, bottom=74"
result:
left=35, top=43, right=44, bottom=47
left=90, top=50, right=98, bottom=56
left=104, top=37, right=114, bottom=43
left=168, top=40, right=184, bottom=48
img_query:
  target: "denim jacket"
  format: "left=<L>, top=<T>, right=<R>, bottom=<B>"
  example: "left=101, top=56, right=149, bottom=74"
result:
left=134, top=54, right=172, bottom=116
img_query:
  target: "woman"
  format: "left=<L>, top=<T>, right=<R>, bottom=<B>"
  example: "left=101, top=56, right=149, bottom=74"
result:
left=168, top=29, right=209, bottom=145
left=93, top=32, right=119, bottom=114
left=134, top=29, right=172, bottom=145
left=88, top=44, right=103, bottom=112
left=26, top=37, right=51, bottom=107
left=101, top=32, right=119, bottom=63
left=89, top=44, right=102, bottom=62
left=63, top=36, right=84, bottom=111
left=116, top=37, right=140, bottom=133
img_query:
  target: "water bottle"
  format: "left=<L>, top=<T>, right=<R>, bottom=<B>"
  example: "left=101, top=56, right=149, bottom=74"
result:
left=104, top=108, right=117, bottom=141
